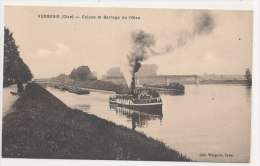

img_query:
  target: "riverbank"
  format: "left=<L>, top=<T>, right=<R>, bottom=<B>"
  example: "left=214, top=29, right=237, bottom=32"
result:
left=2, top=83, right=191, bottom=161
left=200, top=79, right=250, bottom=85
left=48, top=80, right=130, bottom=94
left=67, top=80, right=130, bottom=94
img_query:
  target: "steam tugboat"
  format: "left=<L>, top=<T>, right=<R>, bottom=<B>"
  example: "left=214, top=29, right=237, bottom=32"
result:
left=109, top=88, right=162, bottom=111
left=109, top=30, right=164, bottom=113
left=109, top=74, right=162, bottom=113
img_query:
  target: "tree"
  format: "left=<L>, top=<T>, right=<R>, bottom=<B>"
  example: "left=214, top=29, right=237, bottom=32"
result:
left=245, top=68, right=251, bottom=80
left=245, top=68, right=252, bottom=86
left=70, top=69, right=78, bottom=80
left=70, top=66, right=96, bottom=81
left=4, top=27, right=33, bottom=92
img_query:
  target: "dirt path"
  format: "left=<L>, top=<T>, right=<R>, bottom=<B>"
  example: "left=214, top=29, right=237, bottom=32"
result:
left=2, top=85, right=20, bottom=117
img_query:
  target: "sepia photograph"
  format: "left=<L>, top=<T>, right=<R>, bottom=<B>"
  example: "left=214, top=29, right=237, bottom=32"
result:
left=1, top=5, right=254, bottom=164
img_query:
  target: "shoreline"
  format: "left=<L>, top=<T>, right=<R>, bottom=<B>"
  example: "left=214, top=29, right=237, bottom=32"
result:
left=2, top=83, right=191, bottom=161
left=47, top=80, right=250, bottom=96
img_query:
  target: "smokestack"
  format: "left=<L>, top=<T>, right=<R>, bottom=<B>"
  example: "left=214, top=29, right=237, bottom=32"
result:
left=131, top=73, right=135, bottom=94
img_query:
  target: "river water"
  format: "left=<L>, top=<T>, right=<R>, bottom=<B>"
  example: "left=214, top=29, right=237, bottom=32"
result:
left=3, top=84, right=250, bottom=162
left=46, top=84, right=251, bottom=162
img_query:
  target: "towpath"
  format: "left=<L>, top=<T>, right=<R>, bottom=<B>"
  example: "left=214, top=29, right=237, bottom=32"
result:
left=2, top=85, right=20, bottom=117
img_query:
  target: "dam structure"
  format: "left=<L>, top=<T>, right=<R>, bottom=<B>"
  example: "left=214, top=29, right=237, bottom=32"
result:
left=104, top=75, right=204, bottom=86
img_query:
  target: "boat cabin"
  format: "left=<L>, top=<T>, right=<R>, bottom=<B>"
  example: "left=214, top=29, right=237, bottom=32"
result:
left=133, top=88, right=160, bottom=99
left=138, top=92, right=152, bottom=100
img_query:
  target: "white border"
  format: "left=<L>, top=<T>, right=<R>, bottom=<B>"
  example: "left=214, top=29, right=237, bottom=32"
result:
left=0, top=1, right=259, bottom=166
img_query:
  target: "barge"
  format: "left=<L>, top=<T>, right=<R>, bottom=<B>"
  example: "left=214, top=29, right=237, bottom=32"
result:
left=143, top=82, right=185, bottom=95
left=51, top=84, right=90, bottom=95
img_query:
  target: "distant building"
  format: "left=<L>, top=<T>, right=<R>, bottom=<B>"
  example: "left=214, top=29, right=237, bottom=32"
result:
left=104, top=67, right=124, bottom=77
left=92, top=71, right=98, bottom=78
left=102, top=65, right=159, bottom=85
left=102, top=67, right=127, bottom=85
left=136, top=64, right=158, bottom=76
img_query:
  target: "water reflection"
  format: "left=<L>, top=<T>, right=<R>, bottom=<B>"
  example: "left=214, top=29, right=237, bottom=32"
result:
left=109, top=104, right=163, bottom=131
left=244, top=85, right=252, bottom=103
left=245, top=85, right=251, bottom=94
left=158, top=90, right=185, bottom=96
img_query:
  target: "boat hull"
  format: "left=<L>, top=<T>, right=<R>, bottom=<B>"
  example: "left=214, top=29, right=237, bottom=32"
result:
left=109, top=100, right=162, bottom=114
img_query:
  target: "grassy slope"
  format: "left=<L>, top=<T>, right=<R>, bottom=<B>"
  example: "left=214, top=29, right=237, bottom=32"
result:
left=2, top=83, right=191, bottom=161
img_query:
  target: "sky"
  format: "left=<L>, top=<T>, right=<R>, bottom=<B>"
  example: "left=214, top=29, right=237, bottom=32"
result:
left=4, top=6, right=253, bottom=79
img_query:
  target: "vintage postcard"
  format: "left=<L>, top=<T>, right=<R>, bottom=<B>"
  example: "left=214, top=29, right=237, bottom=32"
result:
left=2, top=5, right=253, bottom=163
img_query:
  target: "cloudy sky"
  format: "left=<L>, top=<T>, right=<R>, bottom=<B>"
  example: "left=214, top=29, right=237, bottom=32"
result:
left=5, top=6, right=253, bottom=79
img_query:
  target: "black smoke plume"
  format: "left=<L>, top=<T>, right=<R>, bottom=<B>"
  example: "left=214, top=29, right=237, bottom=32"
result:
left=194, top=11, right=215, bottom=35
left=127, top=30, right=156, bottom=92
left=149, top=12, right=216, bottom=58
left=176, top=11, right=215, bottom=49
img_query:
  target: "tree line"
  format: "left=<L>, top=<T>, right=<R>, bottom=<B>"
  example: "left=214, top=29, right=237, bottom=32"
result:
left=4, top=27, right=33, bottom=93
left=70, top=66, right=97, bottom=81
